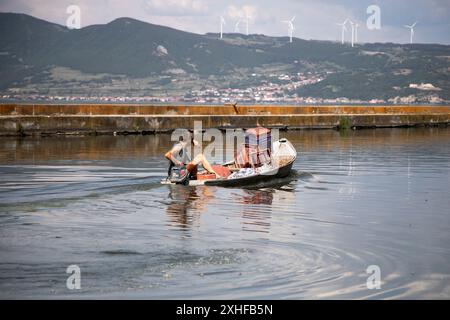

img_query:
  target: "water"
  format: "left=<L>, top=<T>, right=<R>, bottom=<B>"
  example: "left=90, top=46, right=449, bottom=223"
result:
left=0, top=128, right=449, bottom=299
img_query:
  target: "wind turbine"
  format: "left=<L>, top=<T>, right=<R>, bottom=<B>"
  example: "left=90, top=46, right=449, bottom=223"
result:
left=234, top=19, right=241, bottom=33
left=354, top=22, right=359, bottom=44
left=245, top=14, right=251, bottom=36
left=282, top=16, right=296, bottom=43
left=349, top=20, right=355, bottom=47
left=220, top=16, right=226, bottom=39
left=404, top=22, right=417, bottom=44
left=337, top=19, right=348, bottom=44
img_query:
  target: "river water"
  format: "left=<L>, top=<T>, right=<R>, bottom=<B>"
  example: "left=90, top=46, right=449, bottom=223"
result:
left=0, top=128, right=449, bottom=299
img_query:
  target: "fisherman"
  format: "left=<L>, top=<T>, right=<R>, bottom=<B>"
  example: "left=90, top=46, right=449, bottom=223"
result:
left=165, top=135, right=220, bottom=179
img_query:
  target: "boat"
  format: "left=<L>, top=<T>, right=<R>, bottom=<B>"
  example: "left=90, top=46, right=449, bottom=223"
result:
left=161, top=136, right=297, bottom=187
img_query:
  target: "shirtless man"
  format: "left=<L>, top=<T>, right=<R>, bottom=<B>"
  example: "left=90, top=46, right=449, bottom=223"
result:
left=165, top=136, right=220, bottom=178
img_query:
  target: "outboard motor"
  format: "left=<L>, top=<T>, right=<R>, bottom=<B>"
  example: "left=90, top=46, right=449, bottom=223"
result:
left=168, top=166, right=190, bottom=185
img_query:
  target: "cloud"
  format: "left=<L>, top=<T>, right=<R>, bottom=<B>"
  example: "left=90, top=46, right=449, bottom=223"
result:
left=0, top=0, right=449, bottom=43
left=141, top=0, right=208, bottom=16
left=226, top=4, right=258, bottom=19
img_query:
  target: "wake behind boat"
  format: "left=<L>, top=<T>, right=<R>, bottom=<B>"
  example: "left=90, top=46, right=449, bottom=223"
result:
left=161, top=127, right=297, bottom=187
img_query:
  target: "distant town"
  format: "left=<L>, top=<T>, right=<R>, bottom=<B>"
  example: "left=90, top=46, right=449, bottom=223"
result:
left=1, top=70, right=446, bottom=105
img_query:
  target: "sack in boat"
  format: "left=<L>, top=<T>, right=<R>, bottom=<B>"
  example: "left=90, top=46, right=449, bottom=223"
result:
left=228, top=168, right=255, bottom=179
left=212, top=165, right=232, bottom=178
left=197, top=165, right=231, bottom=180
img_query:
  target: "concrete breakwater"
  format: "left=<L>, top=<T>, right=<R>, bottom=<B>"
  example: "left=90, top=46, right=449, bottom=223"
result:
left=1, top=104, right=449, bottom=136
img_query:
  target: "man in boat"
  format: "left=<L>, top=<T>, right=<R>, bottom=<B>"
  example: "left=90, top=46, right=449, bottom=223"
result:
left=165, top=135, right=220, bottom=179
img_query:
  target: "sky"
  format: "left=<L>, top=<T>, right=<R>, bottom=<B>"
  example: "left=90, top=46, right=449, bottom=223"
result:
left=1, top=0, right=450, bottom=44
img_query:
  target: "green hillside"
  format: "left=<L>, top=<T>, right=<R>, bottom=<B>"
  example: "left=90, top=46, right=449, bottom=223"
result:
left=0, top=12, right=449, bottom=101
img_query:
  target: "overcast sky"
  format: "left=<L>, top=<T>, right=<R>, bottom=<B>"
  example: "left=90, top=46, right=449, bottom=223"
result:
left=1, top=0, right=450, bottom=44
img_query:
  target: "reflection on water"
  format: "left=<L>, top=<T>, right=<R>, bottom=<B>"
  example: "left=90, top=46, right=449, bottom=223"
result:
left=166, top=186, right=214, bottom=230
left=240, top=189, right=274, bottom=205
left=239, top=189, right=273, bottom=234
left=0, top=128, right=450, bottom=299
left=165, top=185, right=278, bottom=234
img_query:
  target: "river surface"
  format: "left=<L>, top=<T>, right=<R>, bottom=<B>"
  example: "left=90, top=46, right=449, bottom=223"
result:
left=0, top=128, right=449, bottom=299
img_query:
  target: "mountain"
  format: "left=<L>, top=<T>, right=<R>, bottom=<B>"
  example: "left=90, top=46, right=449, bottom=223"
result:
left=0, top=12, right=449, bottom=102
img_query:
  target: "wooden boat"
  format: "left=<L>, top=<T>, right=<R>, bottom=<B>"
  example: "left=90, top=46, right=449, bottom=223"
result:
left=161, top=138, right=297, bottom=187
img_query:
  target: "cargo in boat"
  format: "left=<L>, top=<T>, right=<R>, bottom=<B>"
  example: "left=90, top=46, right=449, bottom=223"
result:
left=161, top=128, right=297, bottom=187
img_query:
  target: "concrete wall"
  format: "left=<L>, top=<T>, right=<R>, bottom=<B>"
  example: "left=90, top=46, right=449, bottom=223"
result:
left=1, top=104, right=450, bottom=116
left=1, top=104, right=449, bottom=135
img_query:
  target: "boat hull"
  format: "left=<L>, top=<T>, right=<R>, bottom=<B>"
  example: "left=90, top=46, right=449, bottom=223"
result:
left=204, top=160, right=294, bottom=187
